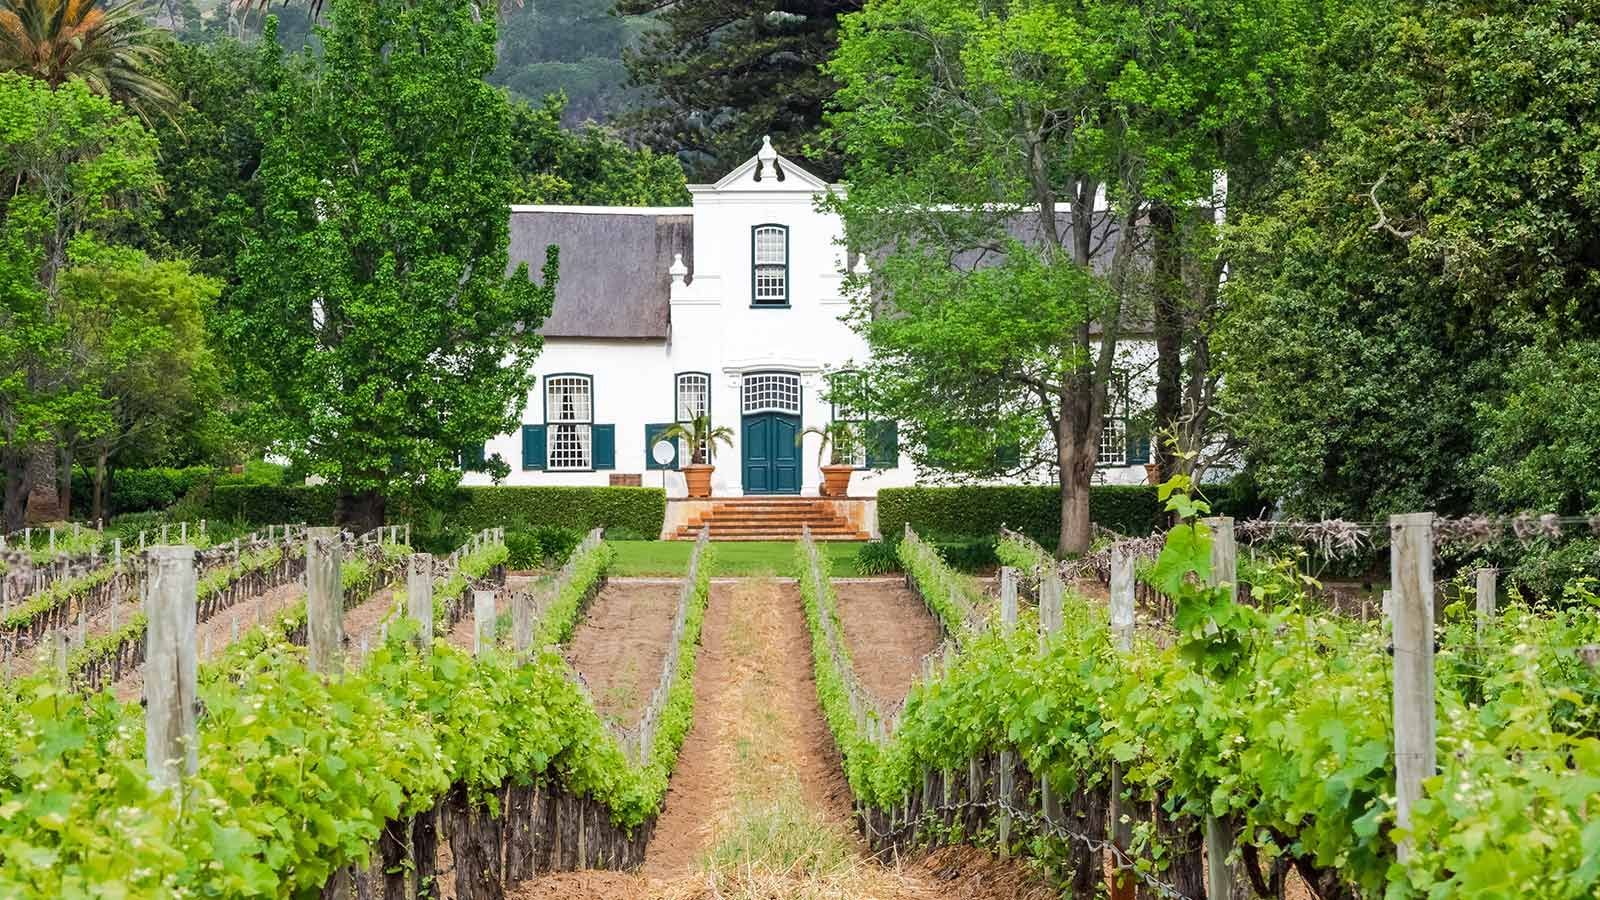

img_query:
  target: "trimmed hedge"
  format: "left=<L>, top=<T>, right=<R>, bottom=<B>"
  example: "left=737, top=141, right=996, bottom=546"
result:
left=69, top=466, right=216, bottom=515
left=205, top=484, right=666, bottom=537
left=877, top=477, right=1266, bottom=549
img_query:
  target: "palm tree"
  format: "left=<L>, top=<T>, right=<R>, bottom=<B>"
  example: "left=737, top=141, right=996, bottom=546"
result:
left=798, top=420, right=861, bottom=468
left=652, top=415, right=734, bottom=466
left=0, top=0, right=176, bottom=121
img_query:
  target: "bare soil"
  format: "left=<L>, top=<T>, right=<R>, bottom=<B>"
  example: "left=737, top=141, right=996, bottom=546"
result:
left=832, top=579, right=943, bottom=708
left=566, top=581, right=682, bottom=728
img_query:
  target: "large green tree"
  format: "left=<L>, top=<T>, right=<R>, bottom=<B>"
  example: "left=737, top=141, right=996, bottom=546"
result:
left=509, top=93, right=688, bottom=205
left=618, top=0, right=858, bottom=180
left=827, top=0, right=1314, bottom=559
left=0, top=74, right=161, bottom=528
left=229, top=6, right=557, bottom=530
left=1220, top=0, right=1600, bottom=520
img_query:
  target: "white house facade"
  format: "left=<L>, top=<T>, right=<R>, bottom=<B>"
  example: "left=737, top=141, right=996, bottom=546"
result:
left=462, top=139, right=1155, bottom=507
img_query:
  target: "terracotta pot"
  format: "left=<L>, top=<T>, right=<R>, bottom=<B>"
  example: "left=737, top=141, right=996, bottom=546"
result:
left=682, top=463, right=714, bottom=498
left=1144, top=462, right=1161, bottom=485
left=820, top=464, right=855, bottom=498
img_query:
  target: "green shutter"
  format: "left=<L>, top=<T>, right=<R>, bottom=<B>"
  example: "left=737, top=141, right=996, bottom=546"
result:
left=593, top=424, right=616, bottom=470
left=521, top=425, right=546, bottom=470
left=461, top=442, right=487, bottom=472
left=645, top=424, right=679, bottom=470
left=865, top=420, right=899, bottom=469
left=1125, top=429, right=1150, bottom=465
left=994, top=443, right=1020, bottom=470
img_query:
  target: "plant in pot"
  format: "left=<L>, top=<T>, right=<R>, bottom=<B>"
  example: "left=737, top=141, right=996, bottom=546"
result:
left=652, top=416, right=734, bottom=498
left=800, top=421, right=862, bottom=497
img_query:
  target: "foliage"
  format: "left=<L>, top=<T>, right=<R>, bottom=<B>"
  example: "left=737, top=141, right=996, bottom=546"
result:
left=650, top=415, right=733, bottom=466
left=531, top=538, right=613, bottom=646
left=875, top=480, right=1266, bottom=549
left=227, top=0, right=557, bottom=528
left=69, top=465, right=214, bottom=514
left=509, top=92, right=688, bottom=206
left=0, top=0, right=175, bottom=121
left=490, top=0, right=647, bottom=125
left=616, top=0, right=856, bottom=180
left=1506, top=539, right=1600, bottom=606
left=1473, top=340, right=1600, bottom=516
left=1220, top=0, right=1600, bottom=520
left=853, top=539, right=898, bottom=576
left=896, top=528, right=978, bottom=637
left=799, top=420, right=861, bottom=469
left=502, top=525, right=582, bottom=569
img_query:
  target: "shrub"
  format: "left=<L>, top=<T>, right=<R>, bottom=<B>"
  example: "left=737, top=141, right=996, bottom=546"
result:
left=205, top=484, right=338, bottom=524
left=70, top=466, right=217, bottom=516
left=877, top=475, right=1266, bottom=548
left=854, top=540, right=900, bottom=575
left=532, top=525, right=582, bottom=565
left=1508, top=538, right=1600, bottom=604
left=436, top=487, right=665, bottom=536
left=503, top=530, right=541, bottom=569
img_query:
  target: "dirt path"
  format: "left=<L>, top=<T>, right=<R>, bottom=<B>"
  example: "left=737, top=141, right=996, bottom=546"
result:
left=509, top=579, right=1050, bottom=900
left=566, top=581, right=681, bottom=728
left=833, top=579, right=944, bottom=708
left=112, top=580, right=305, bottom=702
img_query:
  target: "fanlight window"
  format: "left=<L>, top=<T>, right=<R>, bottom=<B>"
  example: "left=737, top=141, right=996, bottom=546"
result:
left=742, top=373, right=801, bottom=415
left=546, top=375, right=593, bottom=470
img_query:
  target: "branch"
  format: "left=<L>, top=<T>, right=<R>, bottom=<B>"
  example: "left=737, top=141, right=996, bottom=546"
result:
left=1367, top=173, right=1418, bottom=241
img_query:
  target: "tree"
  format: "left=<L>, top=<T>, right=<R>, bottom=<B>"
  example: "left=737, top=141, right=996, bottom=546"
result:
left=1219, top=0, right=1600, bottom=519
left=0, top=0, right=175, bottom=120
left=0, top=74, right=161, bottom=528
left=228, top=7, right=557, bottom=531
left=509, top=93, right=688, bottom=206
left=491, top=0, right=642, bottom=123
left=826, top=0, right=1305, bottom=557
left=57, top=244, right=222, bottom=522
left=617, top=0, right=859, bottom=180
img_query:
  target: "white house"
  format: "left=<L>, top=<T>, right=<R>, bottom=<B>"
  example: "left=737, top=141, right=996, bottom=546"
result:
left=462, top=139, right=1154, bottom=533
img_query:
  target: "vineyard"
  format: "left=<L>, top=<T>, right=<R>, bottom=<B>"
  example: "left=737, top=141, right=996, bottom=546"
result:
left=1, top=489, right=1597, bottom=899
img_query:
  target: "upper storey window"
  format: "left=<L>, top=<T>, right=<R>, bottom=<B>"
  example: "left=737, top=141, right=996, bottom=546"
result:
left=752, top=224, right=789, bottom=307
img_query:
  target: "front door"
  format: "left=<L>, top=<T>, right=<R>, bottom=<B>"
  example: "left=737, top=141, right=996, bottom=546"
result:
left=742, top=413, right=801, bottom=494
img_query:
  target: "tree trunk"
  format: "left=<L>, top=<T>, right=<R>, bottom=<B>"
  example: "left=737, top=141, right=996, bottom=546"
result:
left=1150, top=201, right=1183, bottom=485
left=24, top=444, right=61, bottom=524
left=1058, top=420, right=1093, bottom=556
left=335, top=488, right=386, bottom=532
left=92, top=449, right=109, bottom=525
left=56, top=444, right=72, bottom=521
left=2, top=449, right=29, bottom=534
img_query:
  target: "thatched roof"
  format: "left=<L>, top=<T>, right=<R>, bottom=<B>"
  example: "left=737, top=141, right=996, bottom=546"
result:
left=508, top=208, right=693, bottom=340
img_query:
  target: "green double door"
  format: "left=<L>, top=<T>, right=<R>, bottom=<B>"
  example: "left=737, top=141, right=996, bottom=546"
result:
left=741, top=413, right=801, bottom=494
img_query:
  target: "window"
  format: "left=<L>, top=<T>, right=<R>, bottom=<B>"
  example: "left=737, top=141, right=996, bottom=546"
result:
left=743, top=372, right=801, bottom=414
left=752, top=225, right=788, bottom=306
left=1098, top=370, right=1129, bottom=467
left=675, top=372, right=711, bottom=462
left=829, top=371, right=869, bottom=468
left=546, top=374, right=593, bottom=470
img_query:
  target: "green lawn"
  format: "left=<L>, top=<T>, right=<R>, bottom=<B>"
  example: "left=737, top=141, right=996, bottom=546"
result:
left=608, top=540, right=865, bottom=578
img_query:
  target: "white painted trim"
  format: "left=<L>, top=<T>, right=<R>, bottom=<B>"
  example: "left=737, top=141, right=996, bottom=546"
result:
left=509, top=204, right=694, bottom=215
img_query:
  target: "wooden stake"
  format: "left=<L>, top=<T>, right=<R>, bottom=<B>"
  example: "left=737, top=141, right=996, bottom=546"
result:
left=306, top=527, right=344, bottom=677
left=1108, top=541, right=1136, bottom=900
left=408, top=553, right=434, bottom=648
left=998, top=566, right=1018, bottom=628
left=512, top=588, right=534, bottom=657
left=1390, top=512, right=1436, bottom=861
left=145, top=544, right=198, bottom=790
left=473, top=589, right=495, bottom=655
left=1475, top=567, right=1497, bottom=639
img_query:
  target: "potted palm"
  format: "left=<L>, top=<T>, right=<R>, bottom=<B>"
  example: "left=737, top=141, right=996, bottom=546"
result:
left=652, top=415, right=734, bottom=498
left=800, top=421, right=862, bottom=497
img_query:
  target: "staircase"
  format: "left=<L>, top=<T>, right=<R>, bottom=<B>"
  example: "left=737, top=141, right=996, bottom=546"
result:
left=671, top=498, right=870, bottom=541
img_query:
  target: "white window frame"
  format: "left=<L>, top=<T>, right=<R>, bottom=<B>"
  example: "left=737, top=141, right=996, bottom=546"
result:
left=545, top=374, right=593, bottom=471
left=752, top=225, right=788, bottom=306
left=829, top=371, right=869, bottom=469
left=675, top=372, right=711, bottom=462
left=1097, top=370, right=1128, bottom=468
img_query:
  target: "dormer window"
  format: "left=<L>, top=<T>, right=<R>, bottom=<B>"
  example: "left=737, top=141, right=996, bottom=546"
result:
left=752, top=224, right=789, bottom=307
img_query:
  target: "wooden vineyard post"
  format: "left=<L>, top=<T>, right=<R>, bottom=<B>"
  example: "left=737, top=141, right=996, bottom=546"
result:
left=473, top=589, right=495, bottom=655
left=1475, top=567, right=1497, bottom=640
left=145, top=544, right=199, bottom=790
left=1202, top=516, right=1243, bottom=900
left=1108, top=543, right=1136, bottom=900
left=996, top=574, right=1021, bottom=859
left=408, top=553, right=435, bottom=648
left=512, top=587, right=535, bottom=658
left=306, top=527, right=344, bottom=677
left=999, top=566, right=1018, bottom=626
left=1390, top=512, right=1436, bottom=862
left=1037, top=564, right=1065, bottom=840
